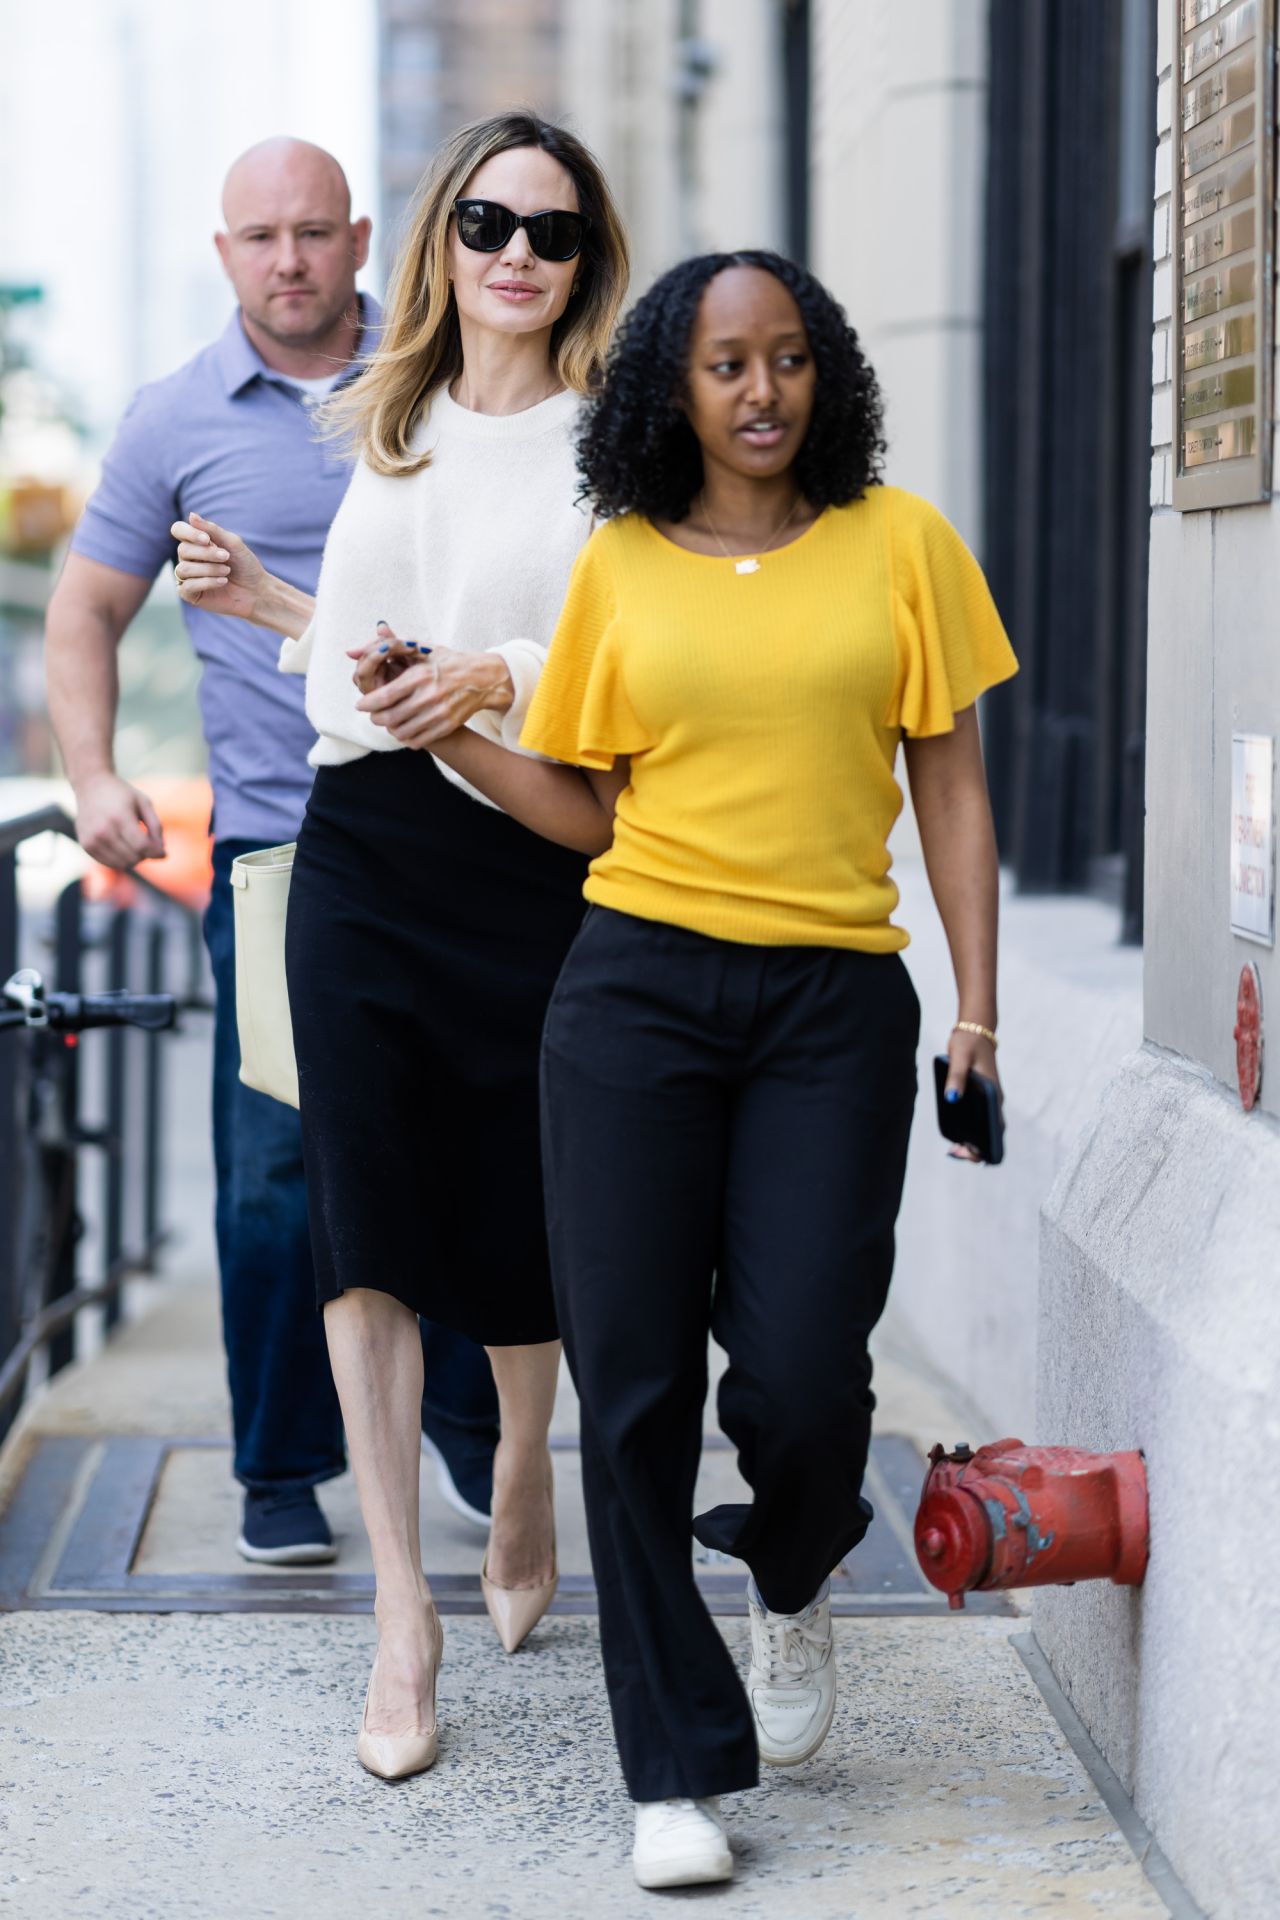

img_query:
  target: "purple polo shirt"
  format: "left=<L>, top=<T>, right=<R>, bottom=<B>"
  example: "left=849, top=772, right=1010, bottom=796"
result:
left=70, top=297, right=379, bottom=846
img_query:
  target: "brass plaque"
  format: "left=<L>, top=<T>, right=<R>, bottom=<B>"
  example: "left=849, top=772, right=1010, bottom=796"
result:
left=1183, top=100, right=1255, bottom=176
left=1184, top=259, right=1255, bottom=319
left=1183, top=311, right=1257, bottom=368
left=1183, top=151, right=1254, bottom=227
left=1173, top=0, right=1274, bottom=509
left=1183, top=0, right=1257, bottom=84
left=1183, top=415, right=1258, bottom=465
left=1182, top=49, right=1257, bottom=130
left=1183, top=364, right=1255, bottom=416
left=1184, top=204, right=1255, bottom=271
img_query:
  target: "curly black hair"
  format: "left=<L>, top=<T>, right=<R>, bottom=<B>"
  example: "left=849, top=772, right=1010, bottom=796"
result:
left=577, top=250, right=885, bottom=522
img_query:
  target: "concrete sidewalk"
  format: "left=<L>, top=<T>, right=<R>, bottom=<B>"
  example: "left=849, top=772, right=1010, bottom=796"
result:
left=0, top=1280, right=1171, bottom=1920
left=3, top=1607, right=1164, bottom=1920
left=0, top=1013, right=1171, bottom=1919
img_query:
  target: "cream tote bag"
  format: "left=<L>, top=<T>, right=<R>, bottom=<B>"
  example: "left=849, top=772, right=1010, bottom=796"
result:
left=230, top=843, right=299, bottom=1108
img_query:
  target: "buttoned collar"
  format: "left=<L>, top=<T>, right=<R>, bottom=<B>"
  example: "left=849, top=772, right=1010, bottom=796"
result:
left=214, top=292, right=382, bottom=399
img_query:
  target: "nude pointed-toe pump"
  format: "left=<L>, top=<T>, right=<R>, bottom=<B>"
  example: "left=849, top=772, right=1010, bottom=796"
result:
left=480, top=1551, right=558, bottom=1654
left=356, top=1606, right=444, bottom=1781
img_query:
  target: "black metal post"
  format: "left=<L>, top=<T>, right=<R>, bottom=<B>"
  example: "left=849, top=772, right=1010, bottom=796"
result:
left=0, top=849, right=20, bottom=1445
left=103, top=908, right=129, bottom=1331
left=44, top=881, right=85, bottom=1379
left=143, top=920, right=165, bottom=1260
left=782, top=0, right=811, bottom=266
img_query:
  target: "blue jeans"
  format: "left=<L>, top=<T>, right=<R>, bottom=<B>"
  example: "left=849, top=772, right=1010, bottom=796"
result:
left=206, top=841, right=345, bottom=1491
left=419, top=1321, right=500, bottom=1438
left=206, top=841, right=498, bottom=1489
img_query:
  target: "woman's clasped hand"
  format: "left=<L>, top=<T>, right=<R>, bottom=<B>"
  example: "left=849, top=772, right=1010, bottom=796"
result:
left=347, top=623, right=514, bottom=748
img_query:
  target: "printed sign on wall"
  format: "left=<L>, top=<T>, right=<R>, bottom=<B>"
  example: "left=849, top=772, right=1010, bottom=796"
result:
left=1230, top=731, right=1275, bottom=943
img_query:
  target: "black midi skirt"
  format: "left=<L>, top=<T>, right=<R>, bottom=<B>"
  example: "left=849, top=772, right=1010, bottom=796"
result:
left=285, top=749, right=588, bottom=1344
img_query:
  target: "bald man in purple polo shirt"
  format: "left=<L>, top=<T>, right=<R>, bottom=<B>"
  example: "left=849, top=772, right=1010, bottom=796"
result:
left=45, top=139, right=500, bottom=1564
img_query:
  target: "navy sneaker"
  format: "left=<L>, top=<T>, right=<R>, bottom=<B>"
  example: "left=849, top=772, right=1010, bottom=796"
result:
left=237, top=1487, right=337, bottom=1565
left=421, top=1409, right=497, bottom=1531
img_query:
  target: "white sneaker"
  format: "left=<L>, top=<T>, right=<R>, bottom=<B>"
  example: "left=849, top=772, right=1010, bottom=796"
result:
left=746, top=1579, right=837, bottom=1766
left=632, top=1796, right=733, bottom=1889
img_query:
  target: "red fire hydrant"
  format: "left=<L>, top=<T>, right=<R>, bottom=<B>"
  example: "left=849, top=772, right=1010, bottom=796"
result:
left=914, top=1439, right=1149, bottom=1610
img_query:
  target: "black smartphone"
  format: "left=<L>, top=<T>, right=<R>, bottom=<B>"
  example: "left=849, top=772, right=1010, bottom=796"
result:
left=932, top=1056, right=1005, bottom=1165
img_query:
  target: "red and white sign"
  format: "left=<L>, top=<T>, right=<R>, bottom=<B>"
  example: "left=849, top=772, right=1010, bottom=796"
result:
left=1230, top=733, right=1274, bottom=946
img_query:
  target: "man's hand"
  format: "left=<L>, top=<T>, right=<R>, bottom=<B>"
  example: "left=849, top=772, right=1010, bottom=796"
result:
left=172, top=512, right=270, bottom=624
left=74, top=771, right=166, bottom=868
left=352, top=621, right=515, bottom=749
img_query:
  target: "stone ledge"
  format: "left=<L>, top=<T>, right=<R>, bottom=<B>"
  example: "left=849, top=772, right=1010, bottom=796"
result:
left=1043, top=1044, right=1280, bottom=1390
left=1036, top=1043, right=1280, bottom=1920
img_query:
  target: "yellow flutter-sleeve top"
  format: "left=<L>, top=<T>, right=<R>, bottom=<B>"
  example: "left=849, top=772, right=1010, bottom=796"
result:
left=520, top=485, right=1018, bottom=952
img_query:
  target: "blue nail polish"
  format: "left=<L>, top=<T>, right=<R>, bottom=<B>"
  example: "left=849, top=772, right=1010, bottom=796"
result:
left=378, top=643, right=389, bottom=652
left=405, top=641, right=418, bottom=649
left=945, top=1088, right=960, bottom=1104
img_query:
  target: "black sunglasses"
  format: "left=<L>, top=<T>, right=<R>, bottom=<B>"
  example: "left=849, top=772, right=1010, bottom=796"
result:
left=452, top=198, right=590, bottom=263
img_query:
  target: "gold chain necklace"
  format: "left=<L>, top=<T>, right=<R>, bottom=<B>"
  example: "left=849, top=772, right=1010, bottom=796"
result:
left=699, top=491, right=802, bottom=575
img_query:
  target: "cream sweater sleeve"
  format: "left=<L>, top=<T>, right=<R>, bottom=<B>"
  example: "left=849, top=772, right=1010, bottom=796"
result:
left=460, top=637, right=551, bottom=758
left=278, top=624, right=314, bottom=676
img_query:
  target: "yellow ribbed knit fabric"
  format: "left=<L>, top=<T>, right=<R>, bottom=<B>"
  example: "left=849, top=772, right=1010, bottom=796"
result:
left=521, top=486, right=1018, bottom=950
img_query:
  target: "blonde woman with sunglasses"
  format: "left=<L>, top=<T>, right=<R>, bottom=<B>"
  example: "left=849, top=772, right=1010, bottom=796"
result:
left=173, top=112, right=628, bottom=1777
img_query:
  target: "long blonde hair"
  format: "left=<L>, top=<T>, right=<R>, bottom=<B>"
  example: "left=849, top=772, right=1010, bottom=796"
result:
left=322, top=111, right=629, bottom=478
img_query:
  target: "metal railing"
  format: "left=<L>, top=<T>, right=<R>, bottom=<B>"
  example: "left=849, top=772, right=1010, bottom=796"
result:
left=0, top=806, right=207, bottom=1443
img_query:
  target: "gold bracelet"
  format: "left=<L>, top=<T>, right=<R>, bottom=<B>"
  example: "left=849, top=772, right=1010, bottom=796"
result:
left=953, top=1021, right=998, bottom=1048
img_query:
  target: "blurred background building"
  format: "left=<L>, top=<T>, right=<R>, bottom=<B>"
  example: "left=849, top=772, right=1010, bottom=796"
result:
left=0, top=0, right=379, bottom=789
left=3, top=5, right=1276, bottom=1911
left=379, top=0, right=562, bottom=267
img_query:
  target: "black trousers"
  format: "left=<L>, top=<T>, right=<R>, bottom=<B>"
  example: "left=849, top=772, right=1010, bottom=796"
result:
left=541, top=907, right=919, bottom=1802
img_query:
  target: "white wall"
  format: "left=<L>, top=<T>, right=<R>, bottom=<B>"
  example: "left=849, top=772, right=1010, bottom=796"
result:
left=560, top=0, right=784, bottom=303
left=559, top=0, right=685, bottom=300
left=692, top=0, right=786, bottom=258
left=0, top=0, right=379, bottom=440
left=812, top=0, right=988, bottom=548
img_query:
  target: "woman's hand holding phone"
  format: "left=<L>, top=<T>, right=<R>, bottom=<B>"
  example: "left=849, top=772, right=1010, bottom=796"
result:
left=349, top=620, right=516, bottom=749
left=348, top=621, right=426, bottom=694
left=937, top=1026, right=1003, bottom=1163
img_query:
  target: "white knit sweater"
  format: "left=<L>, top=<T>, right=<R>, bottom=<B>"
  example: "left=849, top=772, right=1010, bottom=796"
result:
left=279, top=384, right=590, bottom=808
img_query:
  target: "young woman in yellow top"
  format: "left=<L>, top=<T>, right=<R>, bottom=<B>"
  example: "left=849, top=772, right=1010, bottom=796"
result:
left=390, top=249, right=1016, bottom=1890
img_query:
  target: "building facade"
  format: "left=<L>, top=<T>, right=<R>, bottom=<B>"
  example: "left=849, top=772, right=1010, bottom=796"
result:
left=1036, top=4, right=1280, bottom=1912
